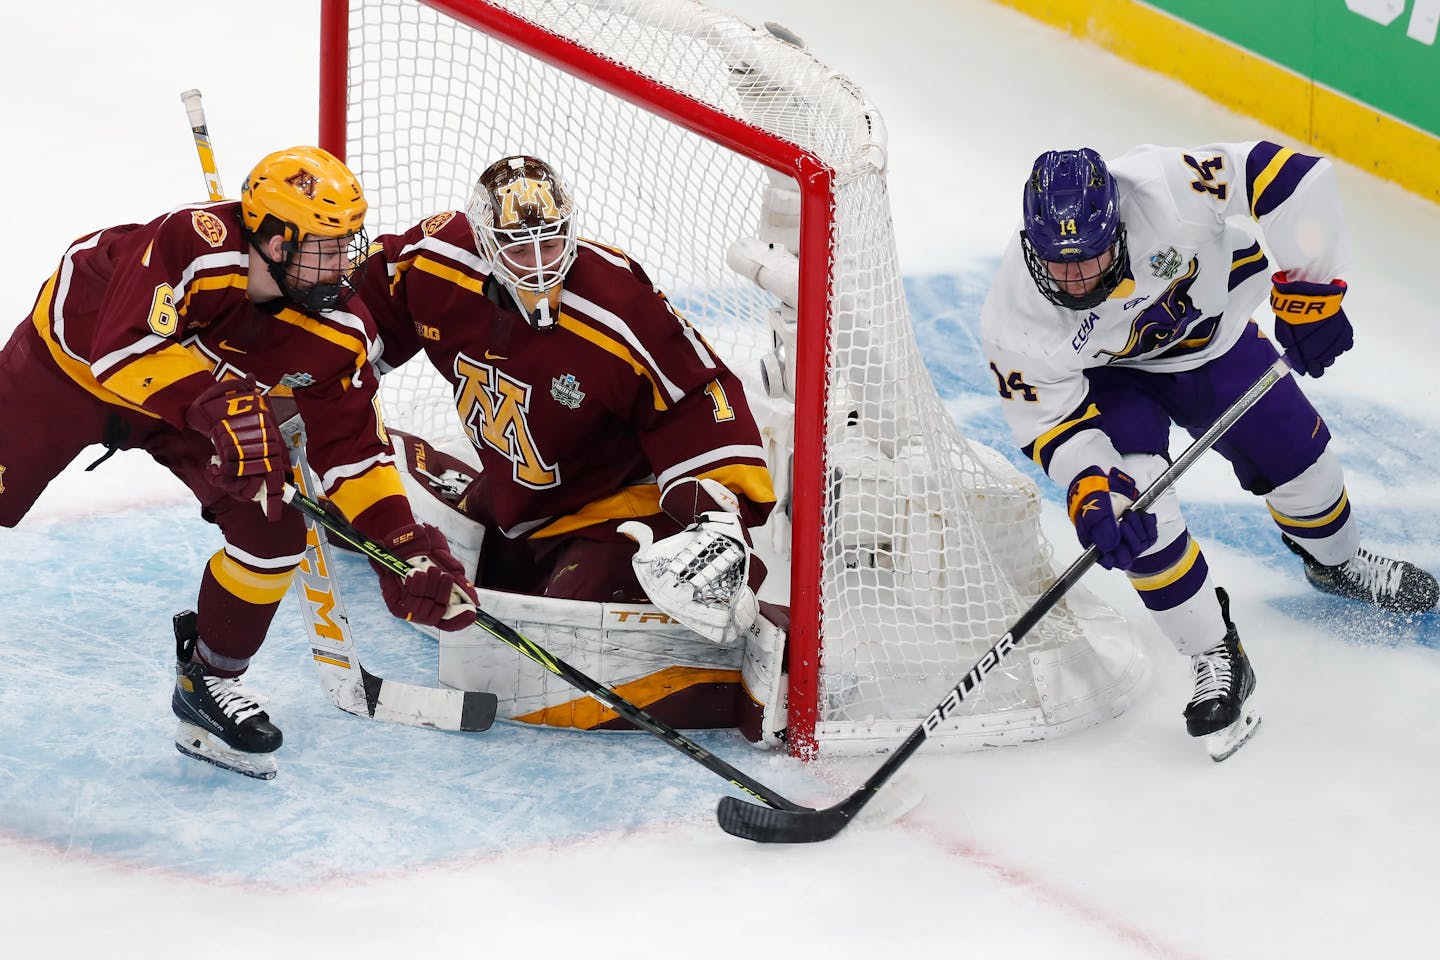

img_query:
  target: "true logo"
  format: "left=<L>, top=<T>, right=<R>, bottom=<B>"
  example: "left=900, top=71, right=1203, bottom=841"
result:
left=551, top=373, right=585, bottom=409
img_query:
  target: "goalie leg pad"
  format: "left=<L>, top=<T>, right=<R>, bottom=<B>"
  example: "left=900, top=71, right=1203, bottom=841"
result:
left=737, top=606, right=788, bottom=748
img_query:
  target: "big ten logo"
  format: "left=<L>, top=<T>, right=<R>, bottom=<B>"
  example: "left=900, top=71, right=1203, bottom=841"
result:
left=1347, top=1, right=1439, bottom=45
left=415, top=322, right=441, bottom=341
left=608, top=609, right=679, bottom=626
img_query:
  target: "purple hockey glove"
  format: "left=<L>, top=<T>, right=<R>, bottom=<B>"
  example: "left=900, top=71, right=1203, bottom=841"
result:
left=1270, top=273, right=1354, bottom=377
left=1066, top=466, right=1158, bottom=571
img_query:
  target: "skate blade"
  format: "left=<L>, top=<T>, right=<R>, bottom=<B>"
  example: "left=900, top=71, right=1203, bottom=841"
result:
left=174, top=721, right=278, bottom=780
left=1200, top=699, right=1262, bottom=763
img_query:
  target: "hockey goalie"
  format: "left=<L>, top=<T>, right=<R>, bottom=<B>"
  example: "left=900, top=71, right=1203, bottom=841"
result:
left=358, top=154, right=790, bottom=747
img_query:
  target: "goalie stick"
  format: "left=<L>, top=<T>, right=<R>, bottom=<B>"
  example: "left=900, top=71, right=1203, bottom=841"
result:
left=717, top=356, right=1294, bottom=843
left=282, top=481, right=811, bottom=813
left=179, top=89, right=495, bottom=732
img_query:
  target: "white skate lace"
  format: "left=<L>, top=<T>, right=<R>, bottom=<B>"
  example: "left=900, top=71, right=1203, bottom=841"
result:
left=1340, top=549, right=1405, bottom=601
left=1188, top=643, right=1233, bottom=705
left=203, top=676, right=269, bottom=724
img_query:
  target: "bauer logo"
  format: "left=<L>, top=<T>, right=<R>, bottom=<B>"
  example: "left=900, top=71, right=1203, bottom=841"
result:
left=191, top=210, right=228, bottom=248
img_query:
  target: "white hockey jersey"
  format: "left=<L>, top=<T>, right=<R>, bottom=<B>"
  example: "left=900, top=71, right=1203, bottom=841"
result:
left=980, top=141, right=1349, bottom=487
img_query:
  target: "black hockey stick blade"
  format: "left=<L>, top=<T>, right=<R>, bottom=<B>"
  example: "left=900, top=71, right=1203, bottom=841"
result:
left=718, top=356, right=1295, bottom=844
left=358, top=663, right=499, bottom=731
left=717, top=792, right=860, bottom=843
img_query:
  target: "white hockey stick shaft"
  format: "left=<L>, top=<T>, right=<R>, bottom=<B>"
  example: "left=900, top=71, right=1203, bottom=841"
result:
left=180, top=89, right=225, bottom=201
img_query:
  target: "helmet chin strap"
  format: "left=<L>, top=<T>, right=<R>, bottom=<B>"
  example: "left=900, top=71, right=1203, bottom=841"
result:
left=251, top=235, right=345, bottom=313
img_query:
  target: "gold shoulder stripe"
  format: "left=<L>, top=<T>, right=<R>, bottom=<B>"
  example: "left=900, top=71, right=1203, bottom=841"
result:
left=558, top=313, right=667, bottom=411
left=1249, top=147, right=1296, bottom=220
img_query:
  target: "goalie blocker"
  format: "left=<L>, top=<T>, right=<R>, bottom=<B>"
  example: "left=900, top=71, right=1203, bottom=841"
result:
left=388, top=430, right=789, bottom=747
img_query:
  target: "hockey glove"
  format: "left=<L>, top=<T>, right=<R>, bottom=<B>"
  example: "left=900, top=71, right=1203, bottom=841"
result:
left=370, top=522, right=478, bottom=631
left=619, top=512, right=759, bottom=643
left=185, top=375, right=289, bottom=519
left=1270, top=273, right=1354, bottom=377
left=1067, top=466, right=1158, bottom=571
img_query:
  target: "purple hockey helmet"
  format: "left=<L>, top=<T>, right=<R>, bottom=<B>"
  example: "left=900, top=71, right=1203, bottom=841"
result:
left=1019, top=148, right=1129, bottom=310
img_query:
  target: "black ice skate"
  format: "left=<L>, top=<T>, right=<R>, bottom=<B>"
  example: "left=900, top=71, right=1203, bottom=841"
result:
left=171, top=610, right=282, bottom=780
left=1282, top=534, right=1439, bottom=614
left=1184, top=588, right=1260, bottom=762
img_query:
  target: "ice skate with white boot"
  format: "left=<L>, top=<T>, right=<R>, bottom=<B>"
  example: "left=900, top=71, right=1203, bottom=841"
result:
left=1184, top=588, right=1260, bottom=762
left=171, top=610, right=283, bottom=780
left=1282, top=534, right=1438, bottom=614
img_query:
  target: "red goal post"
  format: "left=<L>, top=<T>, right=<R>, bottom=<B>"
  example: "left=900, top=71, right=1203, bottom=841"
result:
left=317, top=0, right=1145, bottom=758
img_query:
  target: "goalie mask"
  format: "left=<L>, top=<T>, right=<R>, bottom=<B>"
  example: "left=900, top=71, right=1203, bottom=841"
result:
left=240, top=146, right=370, bottom=312
left=467, top=155, right=578, bottom=331
left=1019, top=148, right=1129, bottom=311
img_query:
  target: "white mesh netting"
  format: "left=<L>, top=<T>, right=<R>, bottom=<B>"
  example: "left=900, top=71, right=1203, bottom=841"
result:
left=334, top=0, right=1145, bottom=754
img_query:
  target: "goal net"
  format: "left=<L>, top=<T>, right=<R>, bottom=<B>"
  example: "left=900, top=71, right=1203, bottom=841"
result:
left=320, top=0, right=1145, bottom=756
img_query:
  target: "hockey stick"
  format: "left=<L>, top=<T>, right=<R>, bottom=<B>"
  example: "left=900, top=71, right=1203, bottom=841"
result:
left=286, top=431, right=498, bottom=731
left=178, top=92, right=496, bottom=732
left=718, top=355, right=1294, bottom=843
left=180, top=88, right=226, bottom=200
left=282, top=481, right=811, bottom=812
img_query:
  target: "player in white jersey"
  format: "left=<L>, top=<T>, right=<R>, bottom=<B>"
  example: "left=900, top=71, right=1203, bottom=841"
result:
left=980, top=143, right=1437, bottom=760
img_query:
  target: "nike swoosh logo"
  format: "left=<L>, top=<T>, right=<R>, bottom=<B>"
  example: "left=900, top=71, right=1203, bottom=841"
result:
left=484, top=350, right=507, bottom=360
left=219, top=340, right=246, bottom=353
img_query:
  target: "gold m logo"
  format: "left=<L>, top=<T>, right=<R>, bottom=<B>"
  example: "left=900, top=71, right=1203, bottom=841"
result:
left=454, top=354, right=559, bottom=488
left=0, top=464, right=6, bottom=494
left=284, top=168, right=319, bottom=199
left=493, top=177, right=560, bottom=227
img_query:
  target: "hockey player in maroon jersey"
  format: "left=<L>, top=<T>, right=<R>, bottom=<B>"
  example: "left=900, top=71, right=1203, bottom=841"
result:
left=0, top=146, right=478, bottom=779
left=361, top=155, right=787, bottom=744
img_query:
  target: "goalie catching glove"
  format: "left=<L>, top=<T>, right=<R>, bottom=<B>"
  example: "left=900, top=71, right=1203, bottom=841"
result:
left=185, top=375, right=289, bottom=519
left=619, top=511, right=759, bottom=643
left=370, top=522, right=479, bottom=631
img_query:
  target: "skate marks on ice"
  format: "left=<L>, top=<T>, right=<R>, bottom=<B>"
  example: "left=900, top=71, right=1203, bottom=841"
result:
left=0, top=508, right=819, bottom=884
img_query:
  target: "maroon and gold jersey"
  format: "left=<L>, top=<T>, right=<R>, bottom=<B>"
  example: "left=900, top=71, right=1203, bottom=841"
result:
left=27, top=200, right=410, bottom=534
left=363, top=210, right=775, bottom=540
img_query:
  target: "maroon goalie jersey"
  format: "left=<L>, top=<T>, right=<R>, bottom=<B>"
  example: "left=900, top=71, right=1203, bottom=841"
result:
left=24, top=200, right=410, bottom=534
left=363, top=210, right=776, bottom=541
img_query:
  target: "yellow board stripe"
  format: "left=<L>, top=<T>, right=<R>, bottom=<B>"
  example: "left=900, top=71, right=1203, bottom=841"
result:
left=1268, top=489, right=1349, bottom=529
left=990, top=0, right=1440, bottom=205
left=1128, top=536, right=1202, bottom=592
left=512, top=665, right=742, bottom=728
left=208, top=550, right=295, bottom=604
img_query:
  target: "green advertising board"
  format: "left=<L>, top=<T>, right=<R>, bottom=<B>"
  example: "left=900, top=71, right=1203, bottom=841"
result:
left=1150, top=0, right=1440, bottom=138
left=993, top=0, right=1440, bottom=203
